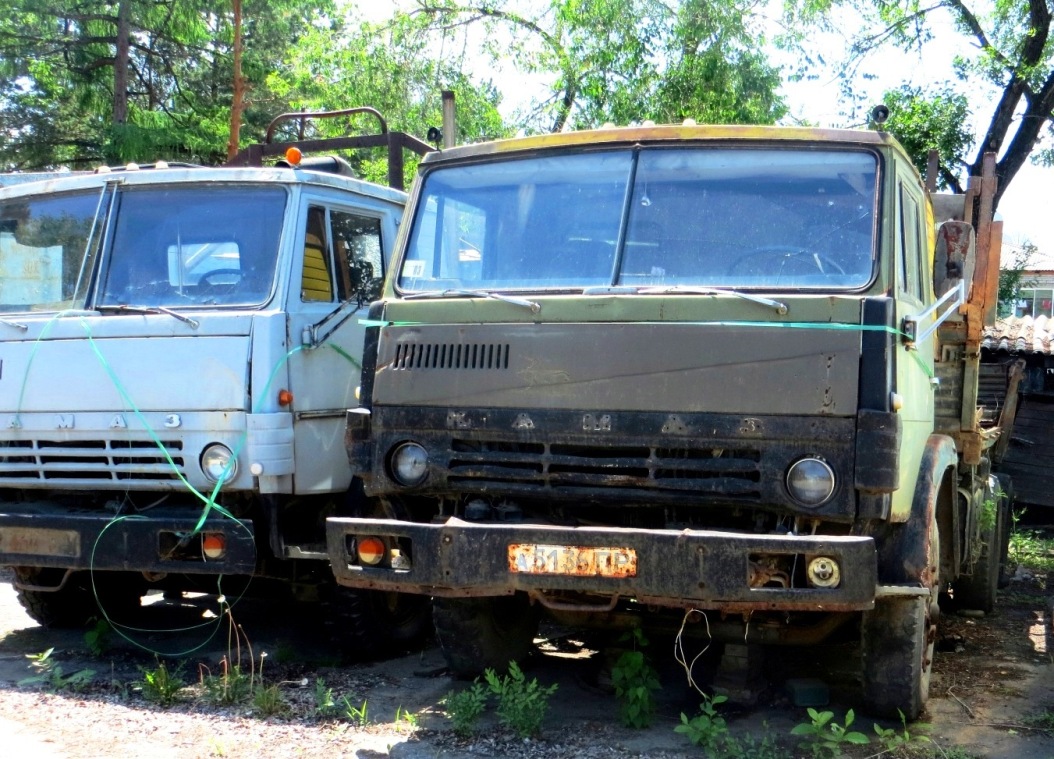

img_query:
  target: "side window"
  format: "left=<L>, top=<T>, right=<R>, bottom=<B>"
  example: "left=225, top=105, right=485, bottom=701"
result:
left=331, top=211, right=384, bottom=305
left=301, top=205, right=334, bottom=302
left=898, top=185, right=923, bottom=301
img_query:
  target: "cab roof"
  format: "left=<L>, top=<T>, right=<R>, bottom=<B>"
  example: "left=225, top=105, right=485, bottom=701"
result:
left=422, top=124, right=909, bottom=165
left=0, top=165, right=407, bottom=206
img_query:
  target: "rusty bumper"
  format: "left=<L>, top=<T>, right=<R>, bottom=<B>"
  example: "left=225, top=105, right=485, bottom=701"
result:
left=326, top=517, right=879, bottom=612
left=0, top=503, right=257, bottom=574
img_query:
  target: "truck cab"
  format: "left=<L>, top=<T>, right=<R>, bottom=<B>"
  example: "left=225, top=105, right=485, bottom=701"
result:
left=0, top=113, right=435, bottom=654
left=328, top=122, right=1010, bottom=717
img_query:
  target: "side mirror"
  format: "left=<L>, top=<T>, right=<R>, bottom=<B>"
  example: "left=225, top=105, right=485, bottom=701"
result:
left=933, top=220, right=975, bottom=317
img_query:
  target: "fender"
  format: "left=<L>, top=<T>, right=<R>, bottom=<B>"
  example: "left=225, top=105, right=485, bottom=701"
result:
left=873, top=434, right=957, bottom=585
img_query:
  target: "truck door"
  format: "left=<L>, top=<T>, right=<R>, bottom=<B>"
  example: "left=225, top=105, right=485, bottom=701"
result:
left=893, top=178, right=937, bottom=519
left=287, top=201, right=390, bottom=494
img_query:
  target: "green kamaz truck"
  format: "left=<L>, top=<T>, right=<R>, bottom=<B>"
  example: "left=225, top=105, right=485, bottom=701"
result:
left=326, top=116, right=1012, bottom=717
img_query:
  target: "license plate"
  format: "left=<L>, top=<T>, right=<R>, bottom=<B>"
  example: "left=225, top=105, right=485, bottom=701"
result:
left=508, top=544, right=637, bottom=577
left=0, top=527, right=80, bottom=558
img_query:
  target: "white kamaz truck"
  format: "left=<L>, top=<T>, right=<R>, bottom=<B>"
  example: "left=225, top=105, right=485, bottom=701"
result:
left=0, top=108, right=434, bottom=655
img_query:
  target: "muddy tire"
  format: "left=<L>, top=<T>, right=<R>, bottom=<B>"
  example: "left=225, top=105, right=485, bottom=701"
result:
left=861, top=526, right=938, bottom=720
left=995, top=474, right=1013, bottom=589
left=433, top=593, right=540, bottom=678
left=14, top=568, right=144, bottom=628
left=324, top=585, right=432, bottom=660
left=954, top=479, right=1004, bottom=613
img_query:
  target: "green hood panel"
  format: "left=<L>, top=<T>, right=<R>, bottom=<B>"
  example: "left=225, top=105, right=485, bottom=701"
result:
left=374, top=322, right=860, bottom=415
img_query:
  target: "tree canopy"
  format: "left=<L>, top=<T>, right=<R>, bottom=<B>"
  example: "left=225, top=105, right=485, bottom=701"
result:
left=788, top=0, right=1054, bottom=210
left=0, top=0, right=789, bottom=170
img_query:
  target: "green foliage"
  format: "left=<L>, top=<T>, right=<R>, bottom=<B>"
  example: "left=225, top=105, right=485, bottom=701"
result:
left=873, top=709, right=932, bottom=752
left=674, top=693, right=729, bottom=751
left=484, top=660, right=558, bottom=739
left=611, top=628, right=661, bottom=729
left=1023, top=708, right=1054, bottom=730
left=790, top=708, right=870, bottom=758
left=138, top=659, right=186, bottom=706
left=84, top=617, right=113, bottom=657
left=394, top=705, right=418, bottom=730
left=1009, top=524, right=1054, bottom=574
left=443, top=679, right=489, bottom=737
left=313, top=678, right=338, bottom=718
left=998, top=242, right=1038, bottom=317
left=342, top=696, right=369, bottom=727
left=201, top=661, right=254, bottom=706
left=719, top=729, right=792, bottom=759
left=18, top=648, right=95, bottom=692
left=880, top=85, right=973, bottom=193
left=252, top=683, right=287, bottom=717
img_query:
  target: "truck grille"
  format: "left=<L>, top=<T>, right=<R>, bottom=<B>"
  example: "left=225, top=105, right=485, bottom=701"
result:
left=446, top=439, right=762, bottom=497
left=393, top=342, right=510, bottom=370
left=0, top=438, right=185, bottom=486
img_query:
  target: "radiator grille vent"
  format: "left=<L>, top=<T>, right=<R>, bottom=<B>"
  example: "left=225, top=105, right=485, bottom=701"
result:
left=0, top=438, right=185, bottom=485
left=393, top=343, right=510, bottom=370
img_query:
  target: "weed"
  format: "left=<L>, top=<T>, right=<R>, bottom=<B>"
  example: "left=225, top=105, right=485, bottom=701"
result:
left=484, top=660, right=558, bottom=739
left=18, top=647, right=95, bottom=692
left=443, top=679, right=489, bottom=737
left=611, top=628, right=661, bottom=729
left=1023, top=709, right=1054, bottom=731
left=252, top=683, right=287, bottom=717
left=1009, top=524, right=1054, bottom=574
left=84, top=617, right=113, bottom=656
left=138, top=659, right=186, bottom=706
left=313, top=678, right=338, bottom=718
left=790, top=708, right=869, bottom=758
left=200, top=660, right=253, bottom=705
left=872, top=709, right=931, bottom=752
left=394, top=705, right=418, bottom=731
left=720, top=729, right=793, bottom=759
left=674, top=692, right=729, bottom=752
left=342, top=696, right=369, bottom=726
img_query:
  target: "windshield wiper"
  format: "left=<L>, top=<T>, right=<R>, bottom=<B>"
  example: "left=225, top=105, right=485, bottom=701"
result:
left=96, top=304, right=200, bottom=328
left=0, top=317, right=28, bottom=330
left=404, top=288, right=541, bottom=313
left=636, top=286, right=788, bottom=315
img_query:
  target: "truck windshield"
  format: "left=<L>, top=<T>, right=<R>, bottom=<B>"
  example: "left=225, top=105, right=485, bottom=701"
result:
left=97, top=185, right=287, bottom=308
left=399, top=147, right=878, bottom=292
left=0, top=190, right=103, bottom=312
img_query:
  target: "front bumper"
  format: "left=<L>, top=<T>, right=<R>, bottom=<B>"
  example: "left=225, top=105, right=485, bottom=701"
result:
left=327, top=517, right=880, bottom=612
left=0, top=502, right=258, bottom=574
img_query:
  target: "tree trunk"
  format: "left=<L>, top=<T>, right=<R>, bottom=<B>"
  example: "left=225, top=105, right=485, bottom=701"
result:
left=113, top=0, right=131, bottom=125
left=226, top=0, right=245, bottom=162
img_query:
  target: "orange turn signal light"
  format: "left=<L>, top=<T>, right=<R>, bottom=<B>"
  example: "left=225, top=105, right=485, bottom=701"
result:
left=356, top=536, right=387, bottom=566
left=285, top=147, right=302, bottom=166
left=277, top=389, right=293, bottom=407
left=202, top=533, right=226, bottom=559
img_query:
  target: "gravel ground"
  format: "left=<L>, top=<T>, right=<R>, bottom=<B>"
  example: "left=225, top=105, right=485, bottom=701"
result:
left=0, top=563, right=1052, bottom=759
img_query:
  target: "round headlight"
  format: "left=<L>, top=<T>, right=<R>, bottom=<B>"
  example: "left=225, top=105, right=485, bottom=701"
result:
left=201, top=444, right=237, bottom=483
left=390, top=442, right=428, bottom=487
left=786, top=457, right=835, bottom=506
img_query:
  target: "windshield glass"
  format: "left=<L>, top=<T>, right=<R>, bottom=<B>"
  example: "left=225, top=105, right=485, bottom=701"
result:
left=0, top=190, right=103, bottom=312
left=97, top=185, right=287, bottom=308
left=399, top=147, right=878, bottom=292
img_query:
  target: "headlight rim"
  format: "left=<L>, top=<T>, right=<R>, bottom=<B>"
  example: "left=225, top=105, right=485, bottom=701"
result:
left=785, top=456, right=836, bottom=507
left=201, top=443, right=238, bottom=484
left=388, top=441, right=429, bottom=487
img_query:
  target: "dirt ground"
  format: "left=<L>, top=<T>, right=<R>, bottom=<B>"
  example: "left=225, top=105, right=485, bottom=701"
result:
left=0, top=554, right=1051, bottom=759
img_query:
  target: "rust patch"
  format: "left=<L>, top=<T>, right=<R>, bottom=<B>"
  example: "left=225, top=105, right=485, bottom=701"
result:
left=508, top=543, right=637, bottom=577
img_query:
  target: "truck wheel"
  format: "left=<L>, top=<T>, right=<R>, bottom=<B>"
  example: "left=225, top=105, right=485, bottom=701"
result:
left=995, top=474, right=1014, bottom=589
left=13, top=568, right=144, bottom=628
left=861, top=526, right=938, bottom=720
left=953, top=481, right=1003, bottom=613
left=433, top=593, right=540, bottom=678
left=325, top=586, right=432, bottom=660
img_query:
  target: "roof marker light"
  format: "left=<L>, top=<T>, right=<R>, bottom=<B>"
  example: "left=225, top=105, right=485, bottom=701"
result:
left=285, top=147, right=303, bottom=166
